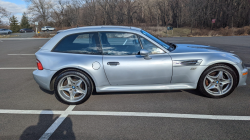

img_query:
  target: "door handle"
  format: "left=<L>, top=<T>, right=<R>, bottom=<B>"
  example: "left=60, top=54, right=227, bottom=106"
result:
left=107, top=62, right=120, bottom=65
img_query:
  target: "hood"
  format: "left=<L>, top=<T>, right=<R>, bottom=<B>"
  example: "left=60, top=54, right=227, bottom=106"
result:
left=171, top=44, right=228, bottom=54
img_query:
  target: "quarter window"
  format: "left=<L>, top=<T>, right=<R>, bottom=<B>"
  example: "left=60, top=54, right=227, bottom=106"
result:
left=52, top=32, right=102, bottom=55
left=100, top=32, right=142, bottom=55
left=140, top=37, right=165, bottom=54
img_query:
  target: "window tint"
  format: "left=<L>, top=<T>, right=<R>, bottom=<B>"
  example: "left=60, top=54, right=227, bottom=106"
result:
left=52, top=32, right=102, bottom=55
left=100, top=32, right=141, bottom=55
left=140, top=37, right=164, bottom=54
left=141, top=30, right=170, bottom=50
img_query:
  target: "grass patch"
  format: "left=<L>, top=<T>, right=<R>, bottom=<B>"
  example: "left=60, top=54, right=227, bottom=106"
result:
left=140, top=26, right=250, bottom=37
left=33, top=31, right=57, bottom=38
left=0, top=34, right=19, bottom=38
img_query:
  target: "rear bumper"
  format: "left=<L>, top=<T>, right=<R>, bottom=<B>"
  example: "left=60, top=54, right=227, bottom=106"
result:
left=33, top=69, right=56, bottom=91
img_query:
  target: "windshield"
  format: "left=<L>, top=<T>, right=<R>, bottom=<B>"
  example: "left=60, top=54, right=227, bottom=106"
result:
left=141, top=30, right=170, bottom=50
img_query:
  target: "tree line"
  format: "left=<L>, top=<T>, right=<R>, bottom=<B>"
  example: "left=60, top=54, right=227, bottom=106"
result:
left=1, top=0, right=250, bottom=31
left=25, top=0, right=250, bottom=29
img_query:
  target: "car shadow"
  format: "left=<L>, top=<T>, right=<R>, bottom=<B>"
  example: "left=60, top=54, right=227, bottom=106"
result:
left=93, top=89, right=206, bottom=98
left=40, top=86, right=54, bottom=95
left=182, top=90, right=206, bottom=97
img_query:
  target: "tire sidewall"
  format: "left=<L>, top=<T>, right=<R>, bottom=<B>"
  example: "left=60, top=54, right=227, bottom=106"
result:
left=54, top=71, right=92, bottom=105
left=198, top=64, right=238, bottom=98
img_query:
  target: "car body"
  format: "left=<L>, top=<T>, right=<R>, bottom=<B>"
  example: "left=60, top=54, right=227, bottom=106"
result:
left=20, top=28, right=34, bottom=33
left=33, top=26, right=248, bottom=104
left=41, top=26, right=55, bottom=32
left=57, top=30, right=64, bottom=34
left=0, top=29, right=11, bottom=34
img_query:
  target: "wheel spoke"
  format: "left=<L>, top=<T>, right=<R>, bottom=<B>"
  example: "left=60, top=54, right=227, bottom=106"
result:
left=217, top=85, right=223, bottom=94
left=216, top=71, right=224, bottom=80
left=76, top=87, right=87, bottom=95
left=59, top=86, right=71, bottom=92
left=67, top=77, right=73, bottom=86
left=207, top=83, right=216, bottom=90
left=207, top=75, right=216, bottom=82
left=75, top=80, right=82, bottom=87
left=69, top=90, right=76, bottom=100
left=221, top=79, right=230, bottom=86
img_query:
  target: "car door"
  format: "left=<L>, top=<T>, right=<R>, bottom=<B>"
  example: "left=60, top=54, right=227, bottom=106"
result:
left=101, top=32, right=172, bottom=86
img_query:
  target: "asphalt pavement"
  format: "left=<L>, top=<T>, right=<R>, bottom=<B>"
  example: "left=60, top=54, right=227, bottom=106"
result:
left=0, top=36, right=249, bottom=140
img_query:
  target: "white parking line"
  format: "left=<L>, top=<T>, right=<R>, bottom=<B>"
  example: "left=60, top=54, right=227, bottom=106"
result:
left=0, top=67, right=37, bottom=69
left=71, top=111, right=250, bottom=121
left=39, top=105, right=76, bottom=140
left=8, top=54, right=35, bottom=55
left=0, top=109, right=63, bottom=114
left=0, top=109, right=250, bottom=121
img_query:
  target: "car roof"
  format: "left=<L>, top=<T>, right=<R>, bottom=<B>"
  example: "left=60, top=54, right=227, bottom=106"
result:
left=61, top=25, right=141, bottom=32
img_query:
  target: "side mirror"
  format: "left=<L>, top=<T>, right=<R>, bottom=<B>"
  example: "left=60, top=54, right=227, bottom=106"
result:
left=140, top=49, right=152, bottom=60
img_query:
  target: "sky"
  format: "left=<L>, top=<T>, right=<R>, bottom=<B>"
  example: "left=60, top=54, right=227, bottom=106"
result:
left=0, top=0, right=28, bottom=23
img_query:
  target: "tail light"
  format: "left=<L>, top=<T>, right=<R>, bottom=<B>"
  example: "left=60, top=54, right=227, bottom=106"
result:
left=36, top=59, right=43, bottom=70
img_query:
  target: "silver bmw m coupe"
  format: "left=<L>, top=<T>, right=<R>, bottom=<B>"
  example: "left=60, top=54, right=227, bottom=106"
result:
left=33, top=26, right=248, bottom=104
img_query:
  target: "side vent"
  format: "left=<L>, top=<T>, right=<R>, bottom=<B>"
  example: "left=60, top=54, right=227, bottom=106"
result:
left=173, top=60, right=203, bottom=66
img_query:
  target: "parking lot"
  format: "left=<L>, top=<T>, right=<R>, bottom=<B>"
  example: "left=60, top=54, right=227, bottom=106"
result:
left=0, top=36, right=250, bottom=140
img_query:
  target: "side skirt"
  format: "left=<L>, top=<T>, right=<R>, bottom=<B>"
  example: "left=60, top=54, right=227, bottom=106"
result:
left=96, top=83, right=196, bottom=92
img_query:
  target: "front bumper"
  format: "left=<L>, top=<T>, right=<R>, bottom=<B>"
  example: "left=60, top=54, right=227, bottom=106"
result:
left=33, top=69, right=56, bottom=91
left=238, top=67, right=248, bottom=86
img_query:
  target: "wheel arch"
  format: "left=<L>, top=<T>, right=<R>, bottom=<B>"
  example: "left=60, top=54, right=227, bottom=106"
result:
left=50, top=67, right=96, bottom=91
left=197, top=62, right=239, bottom=88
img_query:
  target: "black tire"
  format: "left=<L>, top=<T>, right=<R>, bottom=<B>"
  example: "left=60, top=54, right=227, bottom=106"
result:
left=54, top=71, right=93, bottom=105
left=198, top=64, right=238, bottom=98
left=47, top=29, right=49, bottom=32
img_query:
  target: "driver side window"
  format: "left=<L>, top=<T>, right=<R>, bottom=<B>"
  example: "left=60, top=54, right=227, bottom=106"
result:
left=140, top=37, right=165, bottom=54
left=100, top=32, right=142, bottom=55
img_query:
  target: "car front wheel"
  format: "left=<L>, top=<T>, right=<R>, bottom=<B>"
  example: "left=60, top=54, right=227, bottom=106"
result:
left=198, top=64, right=237, bottom=98
left=54, top=71, right=92, bottom=105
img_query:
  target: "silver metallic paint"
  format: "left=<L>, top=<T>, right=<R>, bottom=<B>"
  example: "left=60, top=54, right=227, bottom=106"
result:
left=103, top=54, right=172, bottom=85
left=33, top=26, right=248, bottom=93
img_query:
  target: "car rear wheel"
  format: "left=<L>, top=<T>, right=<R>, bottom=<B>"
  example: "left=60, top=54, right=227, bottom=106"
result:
left=198, top=64, right=237, bottom=98
left=54, top=71, right=92, bottom=105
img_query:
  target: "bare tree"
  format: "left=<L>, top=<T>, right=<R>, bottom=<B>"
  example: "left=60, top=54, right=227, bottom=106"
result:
left=0, top=6, right=10, bottom=25
left=25, top=0, right=52, bottom=25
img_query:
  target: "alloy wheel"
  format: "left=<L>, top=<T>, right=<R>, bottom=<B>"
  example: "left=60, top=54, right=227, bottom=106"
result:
left=203, top=69, right=233, bottom=96
left=57, top=75, right=87, bottom=103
